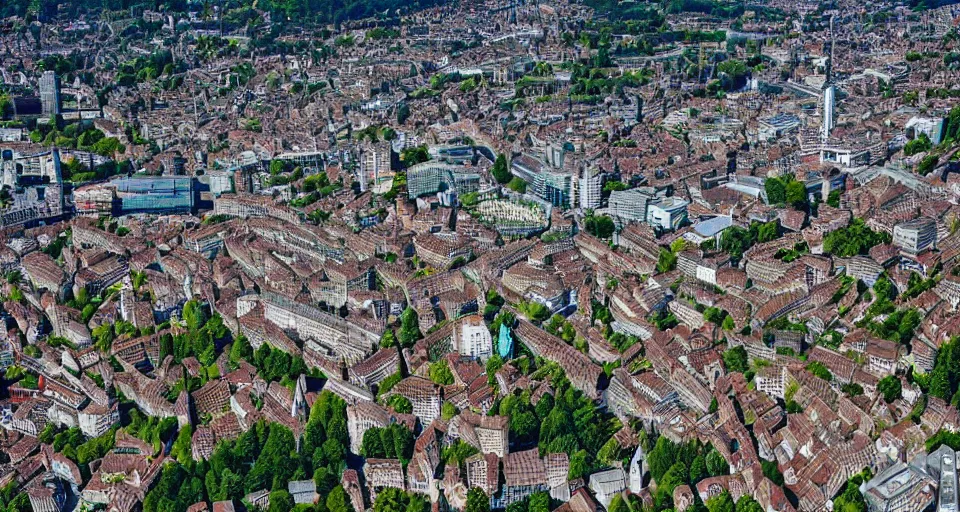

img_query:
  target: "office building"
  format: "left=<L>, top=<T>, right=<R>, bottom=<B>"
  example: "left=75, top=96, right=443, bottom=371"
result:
left=821, top=15, right=835, bottom=143
left=579, top=167, right=602, bottom=210
left=905, top=117, right=946, bottom=145
left=647, top=197, right=689, bottom=231
left=511, top=154, right=574, bottom=208
left=454, top=315, right=493, bottom=360
left=360, top=142, right=394, bottom=194
left=862, top=461, right=935, bottom=512
left=609, top=188, right=653, bottom=222
left=893, top=217, right=937, bottom=255
left=758, top=114, right=801, bottom=141
left=532, top=170, right=573, bottom=208
left=928, top=445, right=958, bottom=512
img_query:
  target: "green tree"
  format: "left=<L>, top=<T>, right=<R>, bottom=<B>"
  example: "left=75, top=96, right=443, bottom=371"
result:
left=722, top=346, right=749, bottom=373
left=171, top=425, right=193, bottom=464
left=92, top=323, right=115, bottom=352
left=327, top=485, right=354, bottom=512
left=380, top=329, right=397, bottom=348
left=904, top=133, right=932, bottom=156
left=229, top=336, right=253, bottom=367
left=833, top=477, right=868, bottom=512
left=827, top=189, right=842, bottom=208
left=607, top=494, right=629, bottom=512
left=584, top=215, right=615, bottom=239
left=823, top=218, right=891, bottom=258
left=428, top=360, right=455, bottom=385
left=785, top=180, right=808, bottom=209
left=706, top=490, right=736, bottom=512
left=716, top=59, right=748, bottom=90
left=657, top=248, right=678, bottom=272
left=373, top=488, right=427, bottom=512
left=362, top=428, right=386, bottom=458
left=517, top=301, right=551, bottom=322
left=269, top=490, right=295, bottom=512
left=182, top=300, right=207, bottom=332
left=736, top=496, right=765, bottom=512
left=656, top=461, right=688, bottom=506
left=399, top=308, right=423, bottom=347
left=648, top=436, right=677, bottom=483
left=932, top=360, right=954, bottom=400
left=706, top=449, right=728, bottom=476
left=877, top=375, right=902, bottom=403
left=387, top=395, right=413, bottom=414
left=765, top=176, right=787, bottom=204
left=528, top=493, right=550, bottom=512
left=397, top=103, right=411, bottom=125
left=491, top=154, right=511, bottom=184
left=466, top=489, right=491, bottom=512
left=91, top=137, right=124, bottom=156
left=806, top=361, right=833, bottom=381
left=690, top=454, right=707, bottom=483
left=917, top=153, right=939, bottom=175
left=401, top=145, right=430, bottom=167
left=568, top=449, right=589, bottom=480
left=722, top=315, right=736, bottom=331
left=761, top=459, right=784, bottom=486
left=441, top=401, right=458, bottom=420
left=0, top=94, right=11, bottom=119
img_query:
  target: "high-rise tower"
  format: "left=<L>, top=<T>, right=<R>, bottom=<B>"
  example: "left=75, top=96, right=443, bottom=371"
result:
left=821, top=15, right=835, bottom=143
left=39, top=71, right=61, bottom=116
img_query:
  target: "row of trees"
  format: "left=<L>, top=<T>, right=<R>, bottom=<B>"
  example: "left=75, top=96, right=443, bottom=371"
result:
left=494, top=369, right=618, bottom=479
left=928, top=336, right=960, bottom=404
left=646, top=436, right=729, bottom=510
left=29, top=121, right=125, bottom=158
left=361, top=424, right=415, bottom=463
left=151, top=391, right=352, bottom=512
left=37, top=425, right=117, bottom=475
left=373, top=488, right=430, bottom=512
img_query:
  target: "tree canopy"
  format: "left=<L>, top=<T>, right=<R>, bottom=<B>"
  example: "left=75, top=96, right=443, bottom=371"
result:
left=877, top=375, right=902, bottom=403
left=823, top=218, right=891, bottom=257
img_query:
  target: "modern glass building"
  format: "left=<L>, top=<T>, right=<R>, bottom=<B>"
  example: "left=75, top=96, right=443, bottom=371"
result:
left=115, top=176, right=195, bottom=215
left=406, top=162, right=481, bottom=199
